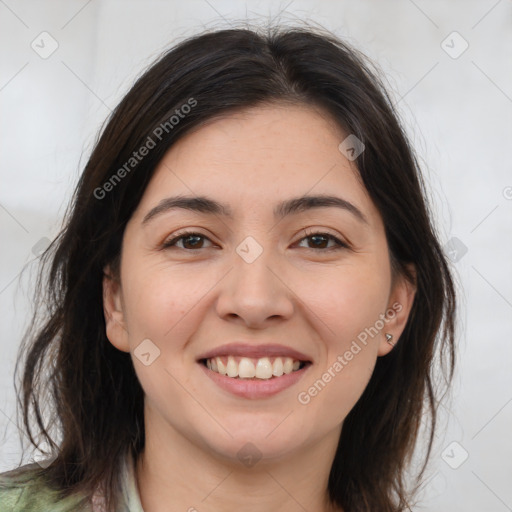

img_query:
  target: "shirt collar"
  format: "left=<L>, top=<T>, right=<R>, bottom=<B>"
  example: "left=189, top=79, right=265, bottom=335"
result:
left=118, top=450, right=145, bottom=512
left=92, top=450, right=145, bottom=512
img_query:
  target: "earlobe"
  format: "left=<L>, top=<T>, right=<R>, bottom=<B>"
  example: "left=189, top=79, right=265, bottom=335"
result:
left=378, top=265, right=417, bottom=356
left=102, top=265, right=130, bottom=353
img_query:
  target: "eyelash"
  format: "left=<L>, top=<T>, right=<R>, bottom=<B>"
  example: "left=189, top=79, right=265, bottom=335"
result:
left=162, top=229, right=348, bottom=252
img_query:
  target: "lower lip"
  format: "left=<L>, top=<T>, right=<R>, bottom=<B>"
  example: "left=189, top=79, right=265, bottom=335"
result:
left=198, top=362, right=311, bottom=399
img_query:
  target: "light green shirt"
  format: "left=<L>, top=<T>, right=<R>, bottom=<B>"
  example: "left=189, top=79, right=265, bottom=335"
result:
left=0, top=450, right=144, bottom=511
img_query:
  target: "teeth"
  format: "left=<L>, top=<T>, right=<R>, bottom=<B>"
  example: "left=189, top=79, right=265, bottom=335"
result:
left=255, top=357, right=273, bottom=379
left=238, top=357, right=256, bottom=378
left=272, top=357, right=283, bottom=377
left=226, top=356, right=238, bottom=378
left=205, top=356, right=304, bottom=379
left=217, top=358, right=227, bottom=375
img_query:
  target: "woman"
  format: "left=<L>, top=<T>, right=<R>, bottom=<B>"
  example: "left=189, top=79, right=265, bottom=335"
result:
left=0, top=23, right=456, bottom=512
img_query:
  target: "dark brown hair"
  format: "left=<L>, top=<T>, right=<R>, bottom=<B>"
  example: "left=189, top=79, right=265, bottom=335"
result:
left=12, top=23, right=456, bottom=512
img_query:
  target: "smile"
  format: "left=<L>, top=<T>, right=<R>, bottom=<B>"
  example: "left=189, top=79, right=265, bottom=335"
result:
left=199, top=357, right=312, bottom=399
left=202, top=356, right=307, bottom=379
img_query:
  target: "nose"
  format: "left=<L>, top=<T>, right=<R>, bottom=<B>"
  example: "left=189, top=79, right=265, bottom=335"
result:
left=215, top=244, right=294, bottom=328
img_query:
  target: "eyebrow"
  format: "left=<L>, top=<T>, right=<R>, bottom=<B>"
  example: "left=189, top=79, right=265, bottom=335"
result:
left=141, top=194, right=369, bottom=226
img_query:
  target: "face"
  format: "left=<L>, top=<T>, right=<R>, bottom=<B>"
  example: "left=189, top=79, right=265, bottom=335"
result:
left=103, top=104, right=415, bottom=465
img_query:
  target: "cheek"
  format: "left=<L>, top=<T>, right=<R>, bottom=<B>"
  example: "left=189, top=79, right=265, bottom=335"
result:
left=121, top=261, right=207, bottom=342
left=298, top=261, right=391, bottom=344
left=121, top=265, right=208, bottom=409
left=293, top=264, right=387, bottom=418
left=298, top=322, right=378, bottom=429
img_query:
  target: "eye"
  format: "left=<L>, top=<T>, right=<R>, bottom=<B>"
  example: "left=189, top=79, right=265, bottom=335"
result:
left=162, top=229, right=349, bottom=252
left=162, top=231, right=214, bottom=250
left=295, top=230, right=348, bottom=251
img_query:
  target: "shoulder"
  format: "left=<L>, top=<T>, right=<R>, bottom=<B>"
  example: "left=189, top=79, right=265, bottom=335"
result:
left=0, top=462, right=91, bottom=512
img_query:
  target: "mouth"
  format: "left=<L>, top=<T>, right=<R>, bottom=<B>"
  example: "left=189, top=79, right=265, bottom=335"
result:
left=195, top=343, right=313, bottom=398
left=198, top=356, right=313, bottom=400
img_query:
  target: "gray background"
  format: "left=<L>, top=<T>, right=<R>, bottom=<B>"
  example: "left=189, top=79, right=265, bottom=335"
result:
left=1, top=1, right=511, bottom=510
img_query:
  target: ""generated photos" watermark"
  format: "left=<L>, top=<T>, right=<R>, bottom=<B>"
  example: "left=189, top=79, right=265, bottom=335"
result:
left=94, top=97, right=197, bottom=200
left=297, top=302, right=402, bottom=404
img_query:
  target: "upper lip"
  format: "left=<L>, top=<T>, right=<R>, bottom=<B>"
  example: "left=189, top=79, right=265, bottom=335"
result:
left=196, top=343, right=312, bottom=362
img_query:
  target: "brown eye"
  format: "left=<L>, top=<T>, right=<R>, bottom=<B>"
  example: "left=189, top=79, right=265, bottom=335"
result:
left=162, top=232, right=213, bottom=250
left=296, top=231, right=348, bottom=251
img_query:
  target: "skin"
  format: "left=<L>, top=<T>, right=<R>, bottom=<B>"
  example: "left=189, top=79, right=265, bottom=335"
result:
left=103, top=103, right=416, bottom=512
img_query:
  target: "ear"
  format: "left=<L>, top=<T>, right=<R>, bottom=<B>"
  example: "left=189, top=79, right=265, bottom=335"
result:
left=102, top=264, right=130, bottom=353
left=378, top=264, right=417, bottom=356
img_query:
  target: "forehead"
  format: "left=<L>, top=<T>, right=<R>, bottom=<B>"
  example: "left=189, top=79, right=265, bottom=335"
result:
left=169, top=104, right=349, bottom=178
left=132, top=104, right=380, bottom=227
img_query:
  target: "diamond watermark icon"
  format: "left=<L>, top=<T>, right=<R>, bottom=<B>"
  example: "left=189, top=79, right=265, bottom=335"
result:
left=441, top=31, right=469, bottom=59
left=32, top=237, right=51, bottom=257
left=30, top=440, right=57, bottom=469
left=134, top=338, right=161, bottom=366
left=338, top=134, right=365, bottom=161
left=33, top=452, right=57, bottom=469
left=31, top=31, right=59, bottom=59
left=444, top=237, right=468, bottom=263
left=237, top=442, right=262, bottom=468
left=441, top=441, right=469, bottom=469
left=236, top=236, right=263, bottom=264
